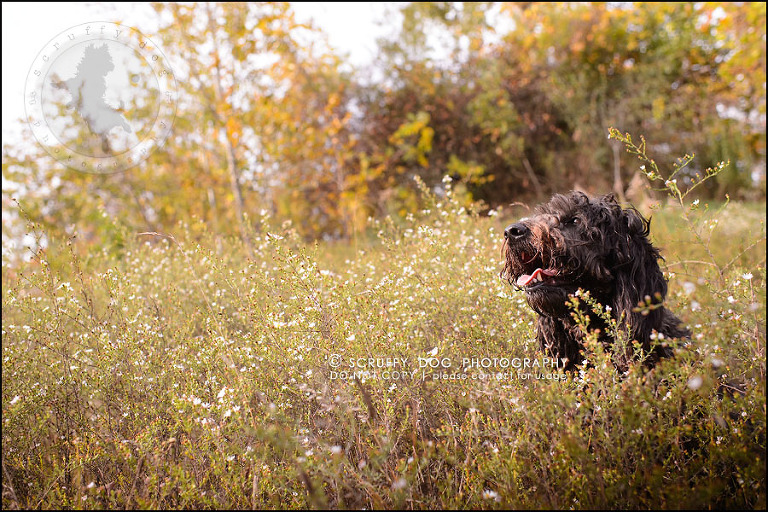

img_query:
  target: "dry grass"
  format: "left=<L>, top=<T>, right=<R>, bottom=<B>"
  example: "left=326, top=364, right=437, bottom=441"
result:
left=2, top=183, right=765, bottom=509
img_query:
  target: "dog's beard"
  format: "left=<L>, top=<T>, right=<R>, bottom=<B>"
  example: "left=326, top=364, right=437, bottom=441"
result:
left=503, top=244, right=613, bottom=319
left=524, top=284, right=573, bottom=317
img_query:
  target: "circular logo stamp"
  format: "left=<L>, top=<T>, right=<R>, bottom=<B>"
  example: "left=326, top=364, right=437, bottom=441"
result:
left=24, top=22, right=177, bottom=174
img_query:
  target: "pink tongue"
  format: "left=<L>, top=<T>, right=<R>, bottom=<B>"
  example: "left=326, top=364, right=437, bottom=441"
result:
left=516, top=268, right=557, bottom=287
left=517, top=268, right=543, bottom=287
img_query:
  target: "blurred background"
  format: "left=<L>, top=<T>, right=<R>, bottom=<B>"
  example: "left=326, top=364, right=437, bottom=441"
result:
left=2, top=2, right=766, bottom=252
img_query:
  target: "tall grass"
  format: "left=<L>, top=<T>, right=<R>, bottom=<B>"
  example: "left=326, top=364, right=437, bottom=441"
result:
left=2, top=177, right=765, bottom=509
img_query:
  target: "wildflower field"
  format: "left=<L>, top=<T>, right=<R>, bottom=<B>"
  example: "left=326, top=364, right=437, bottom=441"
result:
left=2, top=184, right=765, bottom=509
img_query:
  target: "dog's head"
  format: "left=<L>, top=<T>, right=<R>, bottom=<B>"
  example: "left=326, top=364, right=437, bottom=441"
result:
left=501, top=191, right=667, bottom=319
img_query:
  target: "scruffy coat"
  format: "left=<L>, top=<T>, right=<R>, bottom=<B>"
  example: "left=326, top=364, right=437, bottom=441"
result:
left=502, top=192, right=690, bottom=370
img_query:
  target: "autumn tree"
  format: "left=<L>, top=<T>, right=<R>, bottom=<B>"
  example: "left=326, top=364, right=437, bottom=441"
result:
left=356, top=2, right=765, bottom=210
left=151, top=2, right=360, bottom=241
left=3, top=2, right=360, bottom=249
left=2, top=2, right=764, bottom=254
left=501, top=2, right=765, bottom=198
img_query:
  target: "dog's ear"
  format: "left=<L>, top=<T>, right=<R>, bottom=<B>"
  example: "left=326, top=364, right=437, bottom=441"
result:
left=600, top=192, right=617, bottom=205
left=611, top=206, right=668, bottom=347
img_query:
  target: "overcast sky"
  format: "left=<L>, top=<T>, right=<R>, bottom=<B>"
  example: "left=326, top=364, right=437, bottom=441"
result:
left=1, top=2, right=394, bottom=145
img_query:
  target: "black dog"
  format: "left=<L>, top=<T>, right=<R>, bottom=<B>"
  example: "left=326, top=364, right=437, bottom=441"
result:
left=501, top=192, right=690, bottom=370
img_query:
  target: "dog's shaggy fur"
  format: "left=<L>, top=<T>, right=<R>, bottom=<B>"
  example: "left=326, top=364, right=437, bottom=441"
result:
left=501, top=191, right=690, bottom=370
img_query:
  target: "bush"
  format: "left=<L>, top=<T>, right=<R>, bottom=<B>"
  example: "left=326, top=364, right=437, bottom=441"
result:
left=2, top=175, right=765, bottom=509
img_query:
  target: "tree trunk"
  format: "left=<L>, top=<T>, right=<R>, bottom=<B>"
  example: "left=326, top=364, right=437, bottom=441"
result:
left=521, top=154, right=545, bottom=200
left=206, top=3, right=253, bottom=256
left=223, top=129, right=253, bottom=256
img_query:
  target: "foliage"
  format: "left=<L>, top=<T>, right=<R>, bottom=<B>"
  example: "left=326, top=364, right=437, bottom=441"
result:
left=2, top=4, right=766, bottom=504
left=1, top=3, right=766, bottom=505
left=353, top=1, right=765, bottom=214
left=3, top=2, right=765, bottom=245
left=3, top=170, right=765, bottom=508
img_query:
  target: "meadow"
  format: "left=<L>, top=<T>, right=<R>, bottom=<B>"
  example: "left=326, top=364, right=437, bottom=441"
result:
left=2, top=182, right=765, bottom=509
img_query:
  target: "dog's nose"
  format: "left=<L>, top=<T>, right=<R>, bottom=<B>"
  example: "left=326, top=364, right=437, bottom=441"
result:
left=504, top=223, right=529, bottom=240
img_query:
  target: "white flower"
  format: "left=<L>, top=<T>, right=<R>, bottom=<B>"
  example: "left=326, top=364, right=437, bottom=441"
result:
left=687, top=375, right=703, bottom=391
left=392, top=478, right=407, bottom=490
left=742, top=273, right=753, bottom=280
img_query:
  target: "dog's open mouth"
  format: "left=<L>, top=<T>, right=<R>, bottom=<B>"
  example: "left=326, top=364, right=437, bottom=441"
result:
left=516, top=267, right=561, bottom=288
left=513, top=251, right=565, bottom=289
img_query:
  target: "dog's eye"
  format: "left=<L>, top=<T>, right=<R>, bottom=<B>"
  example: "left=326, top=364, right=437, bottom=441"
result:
left=563, top=217, right=579, bottom=226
